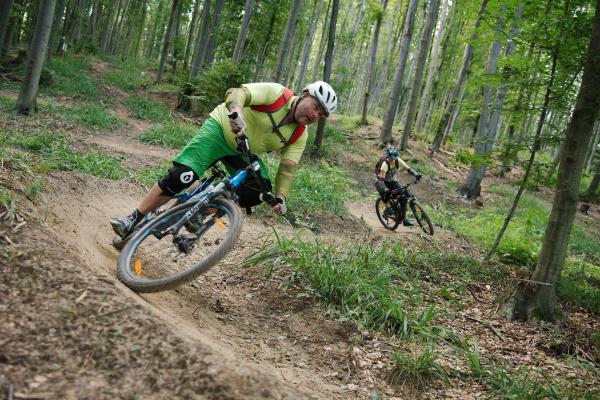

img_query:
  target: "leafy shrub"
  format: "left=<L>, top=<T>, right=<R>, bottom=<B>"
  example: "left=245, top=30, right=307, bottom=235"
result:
left=178, top=60, right=251, bottom=116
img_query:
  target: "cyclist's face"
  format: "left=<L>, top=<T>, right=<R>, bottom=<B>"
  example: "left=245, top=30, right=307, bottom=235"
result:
left=295, top=95, right=325, bottom=125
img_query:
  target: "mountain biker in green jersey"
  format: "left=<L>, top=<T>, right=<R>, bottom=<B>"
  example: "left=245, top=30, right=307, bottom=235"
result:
left=374, top=146, right=422, bottom=226
left=110, top=81, right=338, bottom=240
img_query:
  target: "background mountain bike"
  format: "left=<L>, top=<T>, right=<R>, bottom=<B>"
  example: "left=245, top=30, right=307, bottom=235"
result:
left=116, top=117, right=281, bottom=293
left=374, top=179, right=434, bottom=235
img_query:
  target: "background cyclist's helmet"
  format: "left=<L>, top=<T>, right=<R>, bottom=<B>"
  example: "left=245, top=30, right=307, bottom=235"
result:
left=303, top=81, right=337, bottom=117
left=386, top=146, right=399, bottom=159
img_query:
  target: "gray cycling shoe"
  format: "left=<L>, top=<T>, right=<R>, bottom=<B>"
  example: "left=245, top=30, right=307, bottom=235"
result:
left=110, top=215, right=139, bottom=239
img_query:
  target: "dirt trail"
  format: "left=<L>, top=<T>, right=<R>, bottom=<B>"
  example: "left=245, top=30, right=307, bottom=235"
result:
left=42, top=165, right=392, bottom=398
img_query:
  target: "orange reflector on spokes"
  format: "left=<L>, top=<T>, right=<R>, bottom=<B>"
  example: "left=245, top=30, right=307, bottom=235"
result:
left=134, top=259, right=142, bottom=277
left=215, top=216, right=225, bottom=230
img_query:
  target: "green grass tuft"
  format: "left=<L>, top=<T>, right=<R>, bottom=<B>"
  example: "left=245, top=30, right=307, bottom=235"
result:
left=1, top=129, right=128, bottom=180
left=389, top=348, right=448, bottom=390
left=41, top=57, right=99, bottom=99
left=138, top=121, right=197, bottom=149
left=124, top=95, right=171, bottom=121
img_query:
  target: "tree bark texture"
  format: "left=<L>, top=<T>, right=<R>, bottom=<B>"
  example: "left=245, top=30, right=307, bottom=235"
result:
left=232, top=0, right=256, bottom=64
left=400, top=0, right=441, bottom=149
left=379, top=0, right=419, bottom=144
left=156, top=0, right=181, bottom=83
left=274, top=0, right=302, bottom=83
left=430, top=0, right=489, bottom=155
left=17, top=0, right=56, bottom=114
left=296, top=0, right=324, bottom=91
left=513, top=0, right=600, bottom=322
left=361, top=0, right=388, bottom=125
left=0, top=0, right=15, bottom=59
left=314, top=0, right=340, bottom=153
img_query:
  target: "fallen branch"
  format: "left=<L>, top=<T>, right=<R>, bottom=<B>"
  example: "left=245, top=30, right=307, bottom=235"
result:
left=465, top=315, right=505, bottom=341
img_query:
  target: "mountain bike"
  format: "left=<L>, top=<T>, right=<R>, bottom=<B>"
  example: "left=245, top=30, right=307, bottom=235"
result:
left=374, top=179, right=434, bottom=235
left=116, top=115, right=281, bottom=293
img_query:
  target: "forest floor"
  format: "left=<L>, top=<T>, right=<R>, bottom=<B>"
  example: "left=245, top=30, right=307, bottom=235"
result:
left=1, top=57, right=599, bottom=399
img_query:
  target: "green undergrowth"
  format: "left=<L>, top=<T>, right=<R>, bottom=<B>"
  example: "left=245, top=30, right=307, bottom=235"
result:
left=125, top=94, right=171, bottom=121
left=246, top=235, right=498, bottom=336
left=246, top=233, right=597, bottom=397
left=0, top=129, right=128, bottom=180
left=41, top=56, right=99, bottom=100
left=134, top=161, right=171, bottom=188
left=429, top=183, right=600, bottom=313
left=138, top=121, right=197, bottom=149
left=262, top=155, right=357, bottom=217
left=103, top=67, right=152, bottom=91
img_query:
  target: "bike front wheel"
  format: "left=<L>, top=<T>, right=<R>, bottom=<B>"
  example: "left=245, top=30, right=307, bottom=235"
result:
left=117, top=197, right=242, bottom=292
left=410, top=199, right=434, bottom=235
left=375, top=197, right=401, bottom=231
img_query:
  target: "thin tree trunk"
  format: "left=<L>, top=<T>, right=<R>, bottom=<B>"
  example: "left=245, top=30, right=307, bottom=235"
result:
left=360, top=0, right=388, bottom=125
left=170, top=0, right=184, bottom=71
left=145, top=0, right=164, bottom=58
left=203, top=0, right=224, bottom=67
left=190, top=0, right=211, bottom=77
left=0, top=0, right=15, bottom=59
left=184, top=0, right=201, bottom=68
left=513, top=0, right=600, bottom=321
left=379, top=0, right=419, bottom=144
left=314, top=0, right=339, bottom=154
left=16, top=0, right=56, bottom=114
left=46, top=0, right=64, bottom=62
left=485, top=2, right=563, bottom=260
left=296, top=0, right=324, bottom=90
left=430, top=0, right=489, bottom=155
left=400, top=0, right=441, bottom=149
left=312, top=0, right=331, bottom=82
left=274, top=0, right=302, bottom=83
left=156, top=0, right=181, bottom=83
left=584, top=120, right=600, bottom=171
left=415, top=0, right=448, bottom=132
left=232, top=0, right=256, bottom=64
left=255, top=4, right=277, bottom=78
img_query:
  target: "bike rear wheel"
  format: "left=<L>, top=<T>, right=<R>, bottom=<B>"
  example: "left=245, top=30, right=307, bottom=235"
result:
left=410, top=200, right=434, bottom=235
left=375, top=197, right=401, bottom=231
left=117, top=197, right=242, bottom=292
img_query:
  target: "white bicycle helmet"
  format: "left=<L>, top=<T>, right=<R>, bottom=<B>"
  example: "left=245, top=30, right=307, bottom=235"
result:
left=303, top=81, right=337, bottom=117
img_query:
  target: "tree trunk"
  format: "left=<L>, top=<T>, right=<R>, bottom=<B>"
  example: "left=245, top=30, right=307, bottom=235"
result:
left=0, top=0, right=15, bottom=59
left=145, top=0, right=164, bottom=58
left=184, top=0, right=201, bottom=68
left=415, top=0, right=448, bottom=132
left=379, top=0, right=419, bottom=144
left=314, top=0, right=339, bottom=154
left=16, top=0, right=56, bottom=114
left=400, top=0, right=441, bottom=149
left=296, top=0, right=324, bottom=90
left=190, top=0, right=211, bottom=77
left=232, top=0, right=256, bottom=64
left=170, top=0, right=184, bottom=71
left=430, top=0, right=489, bottom=155
left=203, top=0, right=225, bottom=67
left=70, top=0, right=85, bottom=45
left=485, top=1, right=564, bottom=261
left=46, top=0, right=64, bottom=61
left=311, top=0, right=331, bottom=82
left=513, top=0, right=600, bottom=321
left=255, top=4, right=277, bottom=79
left=584, top=120, right=600, bottom=172
left=360, top=0, right=388, bottom=125
left=273, top=0, right=302, bottom=83
left=156, top=0, right=181, bottom=83
left=335, top=0, right=364, bottom=85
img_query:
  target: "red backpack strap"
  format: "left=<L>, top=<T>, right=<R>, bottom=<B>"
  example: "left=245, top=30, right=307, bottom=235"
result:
left=285, top=125, right=306, bottom=147
left=251, top=88, right=294, bottom=113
